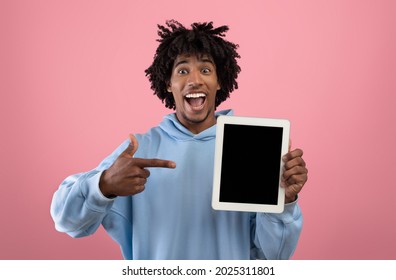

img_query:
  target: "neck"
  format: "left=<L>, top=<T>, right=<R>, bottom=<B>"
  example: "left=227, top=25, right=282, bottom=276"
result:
left=176, top=113, right=217, bottom=134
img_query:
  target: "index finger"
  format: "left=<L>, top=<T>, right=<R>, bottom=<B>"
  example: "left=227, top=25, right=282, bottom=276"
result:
left=282, top=148, right=304, bottom=162
left=133, top=158, right=176, bottom=169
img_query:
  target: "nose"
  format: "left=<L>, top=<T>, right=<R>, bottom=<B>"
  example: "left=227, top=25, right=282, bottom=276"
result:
left=187, top=69, right=203, bottom=87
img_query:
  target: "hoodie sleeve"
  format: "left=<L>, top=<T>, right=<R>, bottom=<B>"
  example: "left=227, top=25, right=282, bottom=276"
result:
left=251, top=200, right=303, bottom=259
left=50, top=140, right=129, bottom=238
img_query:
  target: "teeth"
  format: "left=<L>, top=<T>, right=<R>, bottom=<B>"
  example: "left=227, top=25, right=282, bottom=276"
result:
left=186, top=93, right=206, bottom=98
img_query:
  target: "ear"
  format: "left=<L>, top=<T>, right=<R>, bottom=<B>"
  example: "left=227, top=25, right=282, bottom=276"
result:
left=216, top=81, right=221, bottom=91
left=167, top=81, right=172, bottom=92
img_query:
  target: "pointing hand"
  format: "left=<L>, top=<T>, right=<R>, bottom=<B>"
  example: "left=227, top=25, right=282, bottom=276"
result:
left=99, top=134, right=176, bottom=198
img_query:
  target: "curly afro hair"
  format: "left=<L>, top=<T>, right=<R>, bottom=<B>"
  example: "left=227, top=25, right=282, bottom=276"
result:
left=145, top=19, right=241, bottom=110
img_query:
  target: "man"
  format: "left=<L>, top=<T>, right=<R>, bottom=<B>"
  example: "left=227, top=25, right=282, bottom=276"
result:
left=50, top=20, right=308, bottom=260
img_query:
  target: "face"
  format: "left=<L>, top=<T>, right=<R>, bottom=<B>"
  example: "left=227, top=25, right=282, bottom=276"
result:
left=167, top=53, right=221, bottom=134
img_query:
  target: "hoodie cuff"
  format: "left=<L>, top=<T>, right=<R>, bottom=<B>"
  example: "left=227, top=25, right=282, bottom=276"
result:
left=259, top=197, right=301, bottom=224
left=82, top=171, right=115, bottom=212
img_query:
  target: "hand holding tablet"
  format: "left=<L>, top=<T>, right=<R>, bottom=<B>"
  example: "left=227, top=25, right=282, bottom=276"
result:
left=212, top=115, right=290, bottom=213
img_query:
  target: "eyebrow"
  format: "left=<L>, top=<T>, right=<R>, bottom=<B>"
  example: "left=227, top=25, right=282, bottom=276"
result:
left=173, top=55, right=215, bottom=68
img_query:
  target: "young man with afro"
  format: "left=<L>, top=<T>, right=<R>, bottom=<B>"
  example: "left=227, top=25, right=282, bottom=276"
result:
left=51, top=20, right=308, bottom=260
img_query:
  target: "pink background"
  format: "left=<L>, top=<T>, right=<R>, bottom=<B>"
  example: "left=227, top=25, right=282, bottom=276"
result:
left=1, top=0, right=395, bottom=260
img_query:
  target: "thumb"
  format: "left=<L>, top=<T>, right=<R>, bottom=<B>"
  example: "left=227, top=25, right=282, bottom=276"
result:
left=288, top=138, right=292, bottom=152
left=122, top=134, right=139, bottom=157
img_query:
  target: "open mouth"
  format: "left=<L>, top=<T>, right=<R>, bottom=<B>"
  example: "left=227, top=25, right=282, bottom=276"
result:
left=185, top=93, right=206, bottom=109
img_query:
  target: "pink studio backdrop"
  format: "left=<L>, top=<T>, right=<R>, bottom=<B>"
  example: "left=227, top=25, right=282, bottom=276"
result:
left=1, top=0, right=395, bottom=260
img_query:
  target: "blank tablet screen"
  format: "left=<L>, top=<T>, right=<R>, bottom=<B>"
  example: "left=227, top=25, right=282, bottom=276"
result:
left=219, top=124, right=283, bottom=205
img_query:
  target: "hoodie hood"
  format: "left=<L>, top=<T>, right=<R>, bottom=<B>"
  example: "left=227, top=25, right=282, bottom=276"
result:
left=159, top=109, right=234, bottom=141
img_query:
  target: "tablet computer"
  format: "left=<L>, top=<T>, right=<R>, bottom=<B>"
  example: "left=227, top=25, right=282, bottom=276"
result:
left=212, top=115, right=290, bottom=213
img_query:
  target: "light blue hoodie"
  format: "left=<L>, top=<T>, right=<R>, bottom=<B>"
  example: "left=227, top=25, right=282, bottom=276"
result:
left=50, top=109, right=303, bottom=259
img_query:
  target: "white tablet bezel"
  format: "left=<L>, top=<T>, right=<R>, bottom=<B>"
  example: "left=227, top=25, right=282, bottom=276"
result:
left=212, top=115, right=290, bottom=213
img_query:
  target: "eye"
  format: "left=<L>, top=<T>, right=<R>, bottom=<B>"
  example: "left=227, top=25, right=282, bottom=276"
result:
left=177, top=68, right=188, bottom=75
left=201, top=67, right=211, bottom=74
